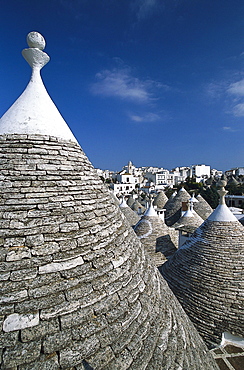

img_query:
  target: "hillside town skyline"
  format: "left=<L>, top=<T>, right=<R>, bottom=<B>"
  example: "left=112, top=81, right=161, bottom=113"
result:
left=97, top=160, right=243, bottom=181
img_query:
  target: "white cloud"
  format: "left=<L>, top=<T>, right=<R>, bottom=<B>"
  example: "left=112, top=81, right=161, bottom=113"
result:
left=233, top=103, right=244, bottom=117
left=129, top=112, right=161, bottom=122
left=90, top=65, right=159, bottom=103
left=227, top=79, right=244, bottom=96
left=226, top=78, right=244, bottom=116
left=223, top=126, right=238, bottom=132
left=133, top=0, right=160, bottom=20
left=205, top=82, right=226, bottom=100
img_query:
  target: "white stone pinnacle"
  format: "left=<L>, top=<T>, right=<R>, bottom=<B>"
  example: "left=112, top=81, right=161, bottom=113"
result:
left=0, top=32, right=78, bottom=143
left=119, top=195, right=128, bottom=208
left=27, top=31, right=46, bottom=49
left=208, top=180, right=237, bottom=222
left=144, top=196, right=158, bottom=217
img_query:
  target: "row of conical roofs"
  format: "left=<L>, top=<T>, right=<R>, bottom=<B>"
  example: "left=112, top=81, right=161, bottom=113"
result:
left=0, top=32, right=218, bottom=369
left=122, top=180, right=244, bottom=349
left=160, top=179, right=244, bottom=347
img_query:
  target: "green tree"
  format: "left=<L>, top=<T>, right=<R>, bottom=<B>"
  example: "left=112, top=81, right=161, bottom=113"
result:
left=200, top=186, right=219, bottom=209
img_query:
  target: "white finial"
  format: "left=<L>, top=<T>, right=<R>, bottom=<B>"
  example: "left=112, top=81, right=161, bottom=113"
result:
left=208, top=179, right=237, bottom=222
left=0, top=31, right=77, bottom=143
left=119, top=194, right=128, bottom=208
left=217, top=179, right=228, bottom=205
left=22, top=32, right=50, bottom=70
left=184, top=201, right=194, bottom=218
left=27, top=31, right=46, bottom=49
left=144, top=195, right=158, bottom=217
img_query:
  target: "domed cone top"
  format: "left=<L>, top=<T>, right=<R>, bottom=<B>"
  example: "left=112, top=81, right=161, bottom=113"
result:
left=153, top=190, right=168, bottom=209
left=0, top=32, right=77, bottom=143
left=172, top=200, right=204, bottom=229
left=164, top=187, right=191, bottom=226
left=119, top=195, right=141, bottom=227
left=195, top=193, right=213, bottom=220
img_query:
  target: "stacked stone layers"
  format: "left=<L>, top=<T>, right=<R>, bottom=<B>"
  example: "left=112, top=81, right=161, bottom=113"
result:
left=131, top=200, right=145, bottom=214
left=195, top=194, right=213, bottom=220
left=160, top=219, right=244, bottom=347
left=126, top=195, right=135, bottom=207
left=134, top=215, right=178, bottom=263
left=0, top=135, right=218, bottom=369
left=153, top=191, right=168, bottom=210
left=119, top=206, right=141, bottom=227
left=172, top=210, right=204, bottom=230
left=164, top=189, right=191, bottom=226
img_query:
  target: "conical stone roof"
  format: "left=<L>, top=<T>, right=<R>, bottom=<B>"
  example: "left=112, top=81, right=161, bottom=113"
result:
left=134, top=201, right=178, bottom=264
left=164, top=187, right=191, bottom=226
left=0, top=32, right=218, bottom=370
left=195, top=194, right=213, bottom=220
left=160, top=180, right=244, bottom=348
left=153, top=190, right=168, bottom=209
left=131, top=199, right=145, bottom=214
left=119, top=196, right=141, bottom=227
left=172, top=204, right=204, bottom=231
left=126, top=194, right=135, bottom=207
left=227, top=175, right=239, bottom=186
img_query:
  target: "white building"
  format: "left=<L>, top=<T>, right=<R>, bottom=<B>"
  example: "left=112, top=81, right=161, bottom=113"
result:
left=116, top=170, right=139, bottom=185
left=171, top=167, right=190, bottom=185
left=110, top=182, right=137, bottom=196
left=189, top=164, right=211, bottom=182
left=226, top=167, right=244, bottom=177
left=96, top=168, right=114, bottom=180
left=144, top=170, right=174, bottom=189
left=210, top=168, right=223, bottom=178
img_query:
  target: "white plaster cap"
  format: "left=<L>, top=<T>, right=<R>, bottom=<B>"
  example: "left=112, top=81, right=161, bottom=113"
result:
left=208, top=204, right=237, bottom=222
left=190, top=193, right=199, bottom=202
left=182, top=209, right=194, bottom=218
left=119, top=196, right=128, bottom=208
left=0, top=32, right=78, bottom=143
left=144, top=203, right=158, bottom=217
left=179, top=187, right=187, bottom=192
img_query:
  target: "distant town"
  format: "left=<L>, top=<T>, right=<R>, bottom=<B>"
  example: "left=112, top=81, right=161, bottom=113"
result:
left=96, top=162, right=244, bottom=211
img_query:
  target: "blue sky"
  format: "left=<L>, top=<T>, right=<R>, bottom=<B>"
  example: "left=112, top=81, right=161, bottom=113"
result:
left=1, top=0, right=244, bottom=171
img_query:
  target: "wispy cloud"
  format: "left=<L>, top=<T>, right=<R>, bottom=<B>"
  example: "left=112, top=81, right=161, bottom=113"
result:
left=132, top=0, right=161, bottom=21
left=232, top=103, right=244, bottom=117
left=227, top=79, right=244, bottom=96
left=204, top=81, right=227, bottom=100
left=222, top=126, right=238, bottom=132
left=227, top=78, right=244, bottom=116
left=205, top=75, right=244, bottom=117
left=90, top=63, right=161, bottom=103
left=129, top=112, right=161, bottom=122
